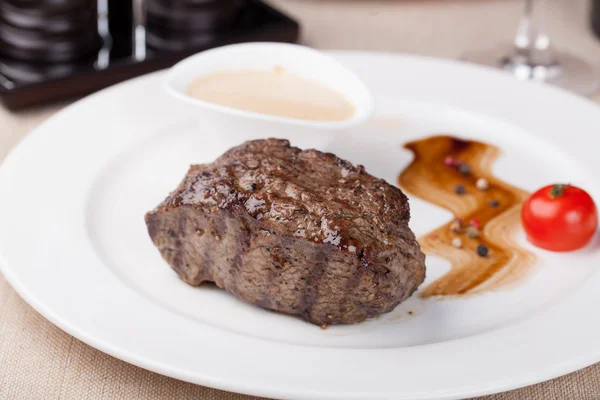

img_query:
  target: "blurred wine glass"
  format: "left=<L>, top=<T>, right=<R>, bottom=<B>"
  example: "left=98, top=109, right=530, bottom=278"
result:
left=463, top=0, right=599, bottom=97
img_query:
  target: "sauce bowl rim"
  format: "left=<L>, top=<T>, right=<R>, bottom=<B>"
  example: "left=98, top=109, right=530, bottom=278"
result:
left=163, top=42, right=375, bottom=130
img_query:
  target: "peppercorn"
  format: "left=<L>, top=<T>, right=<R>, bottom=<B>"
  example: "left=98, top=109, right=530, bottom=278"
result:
left=458, top=163, right=471, bottom=176
left=449, top=218, right=463, bottom=233
left=477, top=244, right=489, bottom=257
left=469, top=219, right=481, bottom=229
left=488, top=199, right=500, bottom=208
left=452, top=237, right=463, bottom=248
left=466, top=226, right=480, bottom=239
left=476, top=178, right=489, bottom=191
left=455, top=184, right=466, bottom=195
left=444, top=156, right=456, bottom=167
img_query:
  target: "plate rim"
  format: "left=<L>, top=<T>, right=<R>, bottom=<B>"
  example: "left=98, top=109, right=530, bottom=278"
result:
left=1, top=51, right=600, bottom=400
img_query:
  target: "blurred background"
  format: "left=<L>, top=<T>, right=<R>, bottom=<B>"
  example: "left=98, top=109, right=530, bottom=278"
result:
left=2, top=0, right=600, bottom=160
left=1, top=0, right=600, bottom=110
left=2, top=2, right=600, bottom=399
left=273, top=0, right=598, bottom=59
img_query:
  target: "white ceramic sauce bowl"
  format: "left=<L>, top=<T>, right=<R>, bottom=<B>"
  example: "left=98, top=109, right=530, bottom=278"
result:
left=164, top=42, right=374, bottom=150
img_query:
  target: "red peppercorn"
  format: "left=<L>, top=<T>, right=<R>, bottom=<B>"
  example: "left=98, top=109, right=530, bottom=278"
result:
left=469, top=219, right=481, bottom=229
left=444, top=156, right=456, bottom=167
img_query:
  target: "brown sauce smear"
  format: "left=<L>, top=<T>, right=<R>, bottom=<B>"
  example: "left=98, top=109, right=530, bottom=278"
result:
left=398, top=135, right=537, bottom=297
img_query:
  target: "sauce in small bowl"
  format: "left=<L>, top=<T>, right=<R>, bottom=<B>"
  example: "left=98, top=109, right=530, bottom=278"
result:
left=186, top=68, right=356, bottom=122
left=164, top=43, right=374, bottom=149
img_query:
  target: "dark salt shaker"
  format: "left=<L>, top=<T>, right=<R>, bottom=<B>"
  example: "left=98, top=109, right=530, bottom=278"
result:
left=593, top=0, right=600, bottom=41
left=146, top=0, right=246, bottom=52
left=0, top=0, right=101, bottom=63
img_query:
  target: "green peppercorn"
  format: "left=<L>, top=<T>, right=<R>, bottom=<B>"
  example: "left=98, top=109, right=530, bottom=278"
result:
left=458, top=164, right=471, bottom=176
left=466, top=226, right=479, bottom=238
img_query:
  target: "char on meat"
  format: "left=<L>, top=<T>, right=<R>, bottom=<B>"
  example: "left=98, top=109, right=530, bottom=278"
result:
left=145, top=139, right=426, bottom=325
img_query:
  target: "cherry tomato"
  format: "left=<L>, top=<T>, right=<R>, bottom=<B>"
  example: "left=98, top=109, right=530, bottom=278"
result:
left=521, top=184, right=598, bottom=252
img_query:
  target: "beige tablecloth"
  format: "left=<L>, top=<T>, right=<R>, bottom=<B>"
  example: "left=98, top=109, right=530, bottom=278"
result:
left=2, top=0, right=600, bottom=398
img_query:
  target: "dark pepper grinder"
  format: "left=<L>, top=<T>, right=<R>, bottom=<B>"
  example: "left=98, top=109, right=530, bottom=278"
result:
left=592, top=0, right=600, bottom=41
left=145, top=0, right=246, bottom=52
left=0, top=0, right=102, bottom=63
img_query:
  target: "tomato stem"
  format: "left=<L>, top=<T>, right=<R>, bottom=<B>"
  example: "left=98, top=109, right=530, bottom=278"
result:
left=550, top=184, right=569, bottom=198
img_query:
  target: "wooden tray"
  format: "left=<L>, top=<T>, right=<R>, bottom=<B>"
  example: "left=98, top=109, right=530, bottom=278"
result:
left=0, top=0, right=300, bottom=110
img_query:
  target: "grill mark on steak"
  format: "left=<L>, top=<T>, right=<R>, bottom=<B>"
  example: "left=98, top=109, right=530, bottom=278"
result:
left=232, top=215, right=249, bottom=274
left=300, top=245, right=328, bottom=322
left=195, top=217, right=215, bottom=286
left=145, top=139, right=426, bottom=325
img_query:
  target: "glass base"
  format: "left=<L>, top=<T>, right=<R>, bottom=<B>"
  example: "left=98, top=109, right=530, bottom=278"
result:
left=462, top=45, right=600, bottom=97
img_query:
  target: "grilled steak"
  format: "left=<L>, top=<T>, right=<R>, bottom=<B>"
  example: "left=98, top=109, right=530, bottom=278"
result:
left=145, top=139, right=426, bottom=325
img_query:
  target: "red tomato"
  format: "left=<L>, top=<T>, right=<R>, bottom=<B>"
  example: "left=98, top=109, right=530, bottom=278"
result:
left=521, top=184, right=598, bottom=252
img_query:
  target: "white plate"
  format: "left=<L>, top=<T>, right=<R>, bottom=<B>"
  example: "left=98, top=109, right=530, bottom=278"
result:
left=1, top=52, right=600, bottom=400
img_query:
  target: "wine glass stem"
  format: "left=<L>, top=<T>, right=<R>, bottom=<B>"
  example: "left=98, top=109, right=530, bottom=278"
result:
left=511, top=0, right=555, bottom=67
left=133, top=0, right=147, bottom=61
